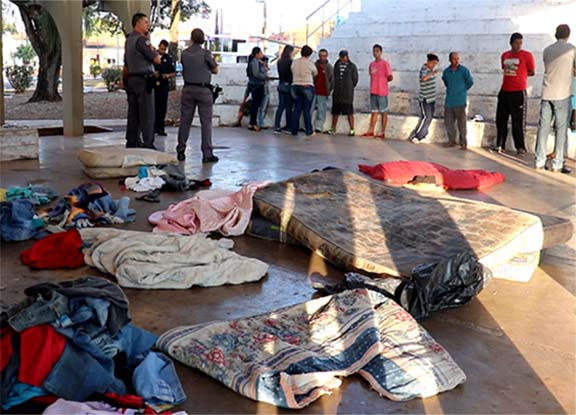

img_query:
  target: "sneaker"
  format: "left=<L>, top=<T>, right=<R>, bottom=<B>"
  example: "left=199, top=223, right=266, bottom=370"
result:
left=177, top=152, right=186, bottom=161
left=517, top=148, right=527, bottom=157
left=348, top=129, right=355, bottom=136
left=282, top=129, right=292, bottom=135
left=315, top=129, right=322, bottom=133
left=489, top=145, right=503, bottom=153
left=202, top=155, right=219, bottom=164
left=326, top=129, right=335, bottom=135
left=273, top=129, right=282, bottom=135
left=411, top=137, right=420, bottom=144
left=561, top=166, right=572, bottom=174
left=156, top=131, right=168, bottom=137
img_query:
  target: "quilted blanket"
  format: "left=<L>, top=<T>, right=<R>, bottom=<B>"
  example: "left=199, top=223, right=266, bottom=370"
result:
left=157, top=289, right=466, bottom=408
left=253, top=169, right=544, bottom=279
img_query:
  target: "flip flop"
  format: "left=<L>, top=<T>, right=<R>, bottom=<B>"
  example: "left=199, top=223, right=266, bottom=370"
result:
left=376, top=134, right=385, bottom=139
left=361, top=132, right=375, bottom=137
left=136, top=189, right=161, bottom=203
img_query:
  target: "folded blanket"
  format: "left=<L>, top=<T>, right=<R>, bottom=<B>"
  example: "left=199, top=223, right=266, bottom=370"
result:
left=359, top=160, right=505, bottom=190
left=80, top=229, right=269, bottom=289
left=148, top=182, right=269, bottom=236
left=157, top=289, right=466, bottom=408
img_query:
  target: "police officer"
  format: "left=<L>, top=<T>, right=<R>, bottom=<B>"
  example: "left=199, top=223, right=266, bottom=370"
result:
left=123, top=13, right=160, bottom=149
left=153, top=39, right=176, bottom=136
left=176, top=28, right=219, bottom=162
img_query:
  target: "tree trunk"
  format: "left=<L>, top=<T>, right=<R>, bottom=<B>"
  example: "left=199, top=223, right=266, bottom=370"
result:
left=168, top=0, right=181, bottom=91
left=17, top=4, right=62, bottom=102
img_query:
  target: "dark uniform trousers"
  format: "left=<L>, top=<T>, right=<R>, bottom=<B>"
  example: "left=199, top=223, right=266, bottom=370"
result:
left=154, top=83, right=169, bottom=133
left=125, top=76, right=155, bottom=148
left=176, top=85, right=214, bottom=158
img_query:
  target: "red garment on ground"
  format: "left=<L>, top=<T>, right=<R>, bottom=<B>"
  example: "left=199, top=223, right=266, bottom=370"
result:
left=104, top=393, right=172, bottom=414
left=19, top=324, right=67, bottom=387
left=358, top=160, right=506, bottom=190
left=1, top=326, right=15, bottom=372
left=21, top=229, right=85, bottom=269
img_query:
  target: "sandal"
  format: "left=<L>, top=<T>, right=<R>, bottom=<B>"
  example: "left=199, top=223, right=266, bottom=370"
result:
left=136, top=189, right=161, bottom=203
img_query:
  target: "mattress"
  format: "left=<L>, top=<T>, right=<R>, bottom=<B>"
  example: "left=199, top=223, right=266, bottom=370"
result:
left=79, top=146, right=177, bottom=168
left=253, top=169, right=547, bottom=281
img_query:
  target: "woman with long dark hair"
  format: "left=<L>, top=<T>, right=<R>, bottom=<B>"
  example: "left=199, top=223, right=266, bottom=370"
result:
left=247, top=47, right=266, bottom=131
left=274, top=45, right=294, bottom=133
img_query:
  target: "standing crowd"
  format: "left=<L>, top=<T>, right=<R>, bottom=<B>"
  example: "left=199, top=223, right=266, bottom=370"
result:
left=122, top=12, right=575, bottom=173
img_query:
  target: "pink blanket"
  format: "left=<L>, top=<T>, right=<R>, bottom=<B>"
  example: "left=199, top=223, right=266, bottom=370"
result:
left=149, top=183, right=269, bottom=236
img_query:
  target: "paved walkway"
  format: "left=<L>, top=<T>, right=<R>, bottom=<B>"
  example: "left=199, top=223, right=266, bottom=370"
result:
left=1, top=127, right=574, bottom=414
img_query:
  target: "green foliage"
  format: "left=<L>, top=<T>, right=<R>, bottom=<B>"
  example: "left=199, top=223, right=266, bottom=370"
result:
left=5, top=65, right=34, bottom=93
left=150, top=0, right=211, bottom=30
left=90, top=62, right=101, bottom=78
left=101, top=66, right=123, bottom=92
left=83, top=3, right=124, bottom=36
left=14, top=43, right=36, bottom=64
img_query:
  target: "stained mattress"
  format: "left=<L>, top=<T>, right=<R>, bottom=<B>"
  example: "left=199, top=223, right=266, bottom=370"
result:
left=253, top=169, right=548, bottom=281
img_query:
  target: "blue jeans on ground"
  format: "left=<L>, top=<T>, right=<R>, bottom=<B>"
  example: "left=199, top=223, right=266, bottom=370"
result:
left=535, top=98, right=570, bottom=170
left=274, top=87, right=293, bottom=130
left=291, top=85, right=315, bottom=135
left=313, top=95, right=329, bottom=131
left=258, top=93, right=269, bottom=127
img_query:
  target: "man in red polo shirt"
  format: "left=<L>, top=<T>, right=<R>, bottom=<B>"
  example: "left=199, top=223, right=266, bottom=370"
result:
left=491, top=32, right=535, bottom=155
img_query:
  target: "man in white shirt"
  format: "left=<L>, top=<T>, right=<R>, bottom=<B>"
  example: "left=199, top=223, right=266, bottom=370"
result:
left=535, top=24, right=576, bottom=172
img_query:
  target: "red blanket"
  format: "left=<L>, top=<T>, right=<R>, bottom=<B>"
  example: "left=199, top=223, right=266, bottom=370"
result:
left=359, top=161, right=505, bottom=190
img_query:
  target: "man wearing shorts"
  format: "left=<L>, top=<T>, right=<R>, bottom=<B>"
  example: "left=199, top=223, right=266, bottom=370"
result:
left=328, top=50, right=359, bottom=136
left=363, top=44, right=393, bottom=138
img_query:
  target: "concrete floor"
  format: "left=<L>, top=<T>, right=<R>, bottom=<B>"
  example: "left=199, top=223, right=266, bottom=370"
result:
left=1, top=126, right=575, bottom=414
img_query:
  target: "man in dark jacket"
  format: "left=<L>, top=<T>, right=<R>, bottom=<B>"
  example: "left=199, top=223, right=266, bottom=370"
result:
left=313, top=49, right=334, bottom=133
left=328, top=50, right=359, bottom=136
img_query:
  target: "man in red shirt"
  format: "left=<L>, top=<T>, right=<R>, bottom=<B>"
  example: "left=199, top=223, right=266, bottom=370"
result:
left=313, top=49, right=334, bottom=133
left=491, top=32, right=535, bottom=155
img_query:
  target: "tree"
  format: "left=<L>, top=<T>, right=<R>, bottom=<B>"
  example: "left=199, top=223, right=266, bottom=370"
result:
left=14, top=43, right=36, bottom=65
left=10, top=1, right=62, bottom=102
left=149, top=0, right=210, bottom=31
left=83, top=2, right=124, bottom=37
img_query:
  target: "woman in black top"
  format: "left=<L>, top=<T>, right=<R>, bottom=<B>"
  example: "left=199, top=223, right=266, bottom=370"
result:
left=274, top=45, right=294, bottom=133
left=247, top=47, right=266, bottom=131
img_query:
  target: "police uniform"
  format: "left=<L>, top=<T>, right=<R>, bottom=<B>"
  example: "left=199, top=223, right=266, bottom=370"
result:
left=154, top=53, right=175, bottom=135
left=124, top=31, right=159, bottom=148
left=176, top=44, right=218, bottom=160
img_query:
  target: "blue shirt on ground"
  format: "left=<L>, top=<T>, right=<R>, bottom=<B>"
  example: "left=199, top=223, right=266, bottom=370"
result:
left=442, top=65, right=474, bottom=108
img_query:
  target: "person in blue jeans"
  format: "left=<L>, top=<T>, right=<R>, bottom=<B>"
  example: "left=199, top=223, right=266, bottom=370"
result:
left=535, top=24, right=576, bottom=172
left=290, top=45, right=318, bottom=136
left=257, top=56, right=270, bottom=128
left=274, top=45, right=294, bottom=134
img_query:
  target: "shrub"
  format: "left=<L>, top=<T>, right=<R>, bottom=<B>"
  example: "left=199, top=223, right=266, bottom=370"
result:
left=101, top=66, right=123, bottom=92
left=90, top=63, right=102, bottom=79
left=5, top=65, right=34, bottom=93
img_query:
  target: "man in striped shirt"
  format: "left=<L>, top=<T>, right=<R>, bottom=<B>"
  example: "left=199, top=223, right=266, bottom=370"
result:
left=411, top=54, right=440, bottom=143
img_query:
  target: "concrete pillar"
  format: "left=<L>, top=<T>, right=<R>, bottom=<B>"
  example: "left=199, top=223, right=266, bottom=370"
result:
left=103, top=0, right=150, bottom=35
left=41, top=1, right=83, bottom=136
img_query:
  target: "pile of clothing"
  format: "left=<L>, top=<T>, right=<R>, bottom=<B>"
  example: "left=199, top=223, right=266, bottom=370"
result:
left=43, top=183, right=135, bottom=230
left=0, top=185, right=58, bottom=242
left=1, top=277, right=186, bottom=413
left=149, top=182, right=269, bottom=236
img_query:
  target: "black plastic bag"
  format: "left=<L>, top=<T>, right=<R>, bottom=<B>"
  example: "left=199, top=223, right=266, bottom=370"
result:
left=312, top=251, right=491, bottom=320
left=402, top=252, right=492, bottom=320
